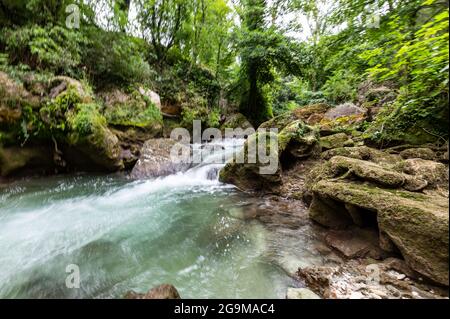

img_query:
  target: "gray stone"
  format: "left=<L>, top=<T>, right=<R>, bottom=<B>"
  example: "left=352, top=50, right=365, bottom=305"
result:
left=286, top=288, right=321, bottom=299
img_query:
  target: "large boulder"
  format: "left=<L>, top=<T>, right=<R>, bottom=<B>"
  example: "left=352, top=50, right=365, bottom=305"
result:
left=259, top=103, right=330, bottom=131
left=130, top=138, right=191, bottom=179
left=320, top=133, right=354, bottom=151
left=219, top=131, right=282, bottom=191
left=219, top=121, right=320, bottom=191
left=0, top=144, right=55, bottom=177
left=311, top=180, right=448, bottom=285
left=41, top=82, right=124, bottom=171
left=138, top=87, right=161, bottom=110
left=323, top=103, right=365, bottom=121
left=0, top=71, right=39, bottom=130
left=99, top=88, right=163, bottom=134
left=305, top=148, right=449, bottom=285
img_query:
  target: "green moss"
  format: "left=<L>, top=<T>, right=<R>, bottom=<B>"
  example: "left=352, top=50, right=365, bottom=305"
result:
left=67, top=103, right=106, bottom=137
left=277, top=120, right=320, bottom=156
left=103, top=90, right=163, bottom=129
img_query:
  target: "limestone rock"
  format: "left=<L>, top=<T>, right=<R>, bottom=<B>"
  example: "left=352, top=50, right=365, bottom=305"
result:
left=125, top=284, right=181, bottom=299
left=320, top=133, right=354, bottom=151
left=396, top=158, right=449, bottom=190
left=130, top=138, right=191, bottom=179
left=259, top=103, right=330, bottom=131
left=286, top=288, right=321, bottom=299
left=311, top=180, right=449, bottom=285
left=139, top=87, right=161, bottom=110
left=0, top=145, right=55, bottom=177
left=400, top=148, right=436, bottom=161
left=219, top=121, right=320, bottom=191
left=219, top=131, right=282, bottom=191
left=324, top=103, right=365, bottom=121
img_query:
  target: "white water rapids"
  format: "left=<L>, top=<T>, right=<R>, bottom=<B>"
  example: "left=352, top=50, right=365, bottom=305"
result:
left=0, top=139, right=331, bottom=298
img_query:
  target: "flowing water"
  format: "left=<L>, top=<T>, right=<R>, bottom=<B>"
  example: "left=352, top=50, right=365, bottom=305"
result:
left=0, top=139, right=330, bottom=299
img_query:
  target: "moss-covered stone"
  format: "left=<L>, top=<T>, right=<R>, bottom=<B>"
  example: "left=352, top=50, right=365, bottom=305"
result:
left=278, top=120, right=320, bottom=158
left=311, top=179, right=449, bottom=285
left=0, top=144, right=55, bottom=176
left=259, top=103, right=330, bottom=131
left=219, top=121, right=320, bottom=191
left=328, top=156, right=406, bottom=188
left=394, top=158, right=449, bottom=190
left=219, top=131, right=282, bottom=190
left=306, top=146, right=449, bottom=285
left=65, top=103, right=123, bottom=171
left=100, top=88, right=163, bottom=133
left=321, top=146, right=400, bottom=165
left=0, top=71, right=39, bottom=135
left=320, top=133, right=354, bottom=151
left=400, top=147, right=437, bottom=160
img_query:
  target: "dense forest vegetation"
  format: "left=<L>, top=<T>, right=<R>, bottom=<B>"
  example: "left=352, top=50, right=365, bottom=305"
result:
left=0, top=0, right=448, bottom=166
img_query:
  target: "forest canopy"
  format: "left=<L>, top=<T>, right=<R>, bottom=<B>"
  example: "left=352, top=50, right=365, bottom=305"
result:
left=0, top=0, right=448, bottom=143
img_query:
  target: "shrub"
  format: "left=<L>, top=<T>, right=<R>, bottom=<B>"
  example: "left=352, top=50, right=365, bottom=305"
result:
left=2, top=25, right=88, bottom=77
left=83, top=29, right=154, bottom=87
left=322, top=69, right=360, bottom=105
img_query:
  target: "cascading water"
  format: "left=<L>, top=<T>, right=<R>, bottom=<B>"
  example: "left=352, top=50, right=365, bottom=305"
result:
left=0, top=138, right=329, bottom=298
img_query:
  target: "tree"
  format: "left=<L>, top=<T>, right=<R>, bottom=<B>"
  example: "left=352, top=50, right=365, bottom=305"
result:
left=137, top=0, right=188, bottom=63
left=236, top=0, right=300, bottom=125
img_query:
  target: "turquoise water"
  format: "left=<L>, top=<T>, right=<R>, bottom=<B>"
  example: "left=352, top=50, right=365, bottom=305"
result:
left=0, top=173, right=299, bottom=299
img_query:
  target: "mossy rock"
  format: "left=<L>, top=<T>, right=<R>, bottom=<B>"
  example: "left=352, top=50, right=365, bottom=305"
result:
left=0, top=71, right=39, bottom=130
left=219, top=121, right=320, bottom=191
left=363, top=119, right=442, bottom=147
left=40, top=82, right=124, bottom=171
left=311, top=180, right=449, bottom=285
left=394, top=158, right=449, bottom=190
left=65, top=103, right=123, bottom=171
left=100, top=88, right=163, bottom=134
left=0, top=144, right=55, bottom=177
left=399, top=148, right=437, bottom=161
left=321, top=146, right=400, bottom=165
left=278, top=120, right=320, bottom=159
left=328, top=155, right=406, bottom=188
left=219, top=131, right=282, bottom=191
left=259, top=103, right=330, bottom=131
left=320, top=133, right=354, bottom=151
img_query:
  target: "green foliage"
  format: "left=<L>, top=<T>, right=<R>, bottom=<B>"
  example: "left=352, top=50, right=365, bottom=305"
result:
left=82, top=29, right=154, bottom=87
left=2, top=25, right=88, bottom=77
left=104, top=90, right=163, bottom=128
left=39, top=86, right=83, bottom=133
left=322, top=69, right=360, bottom=104
left=180, top=95, right=221, bottom=130
left=359, top=1, right=449, bottom=143
left=67, top=103, right=107, bottom=136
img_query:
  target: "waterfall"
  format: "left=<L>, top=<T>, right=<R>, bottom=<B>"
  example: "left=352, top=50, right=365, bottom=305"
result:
left=179, top=138, right=245, bottom=182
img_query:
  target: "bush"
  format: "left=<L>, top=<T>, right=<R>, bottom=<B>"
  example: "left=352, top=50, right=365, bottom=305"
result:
left=180, top=93, right=220, bottom=130
left=67, top=103, right=107, bottom=136
left=83, top=29, right=155, bottom=87
left=322, top=69, right=360, bottom=105
left=2, top=25, right=88, bottom=77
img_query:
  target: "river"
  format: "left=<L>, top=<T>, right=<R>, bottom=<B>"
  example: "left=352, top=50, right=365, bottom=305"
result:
left=0, top=139, right=331, bottom=298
